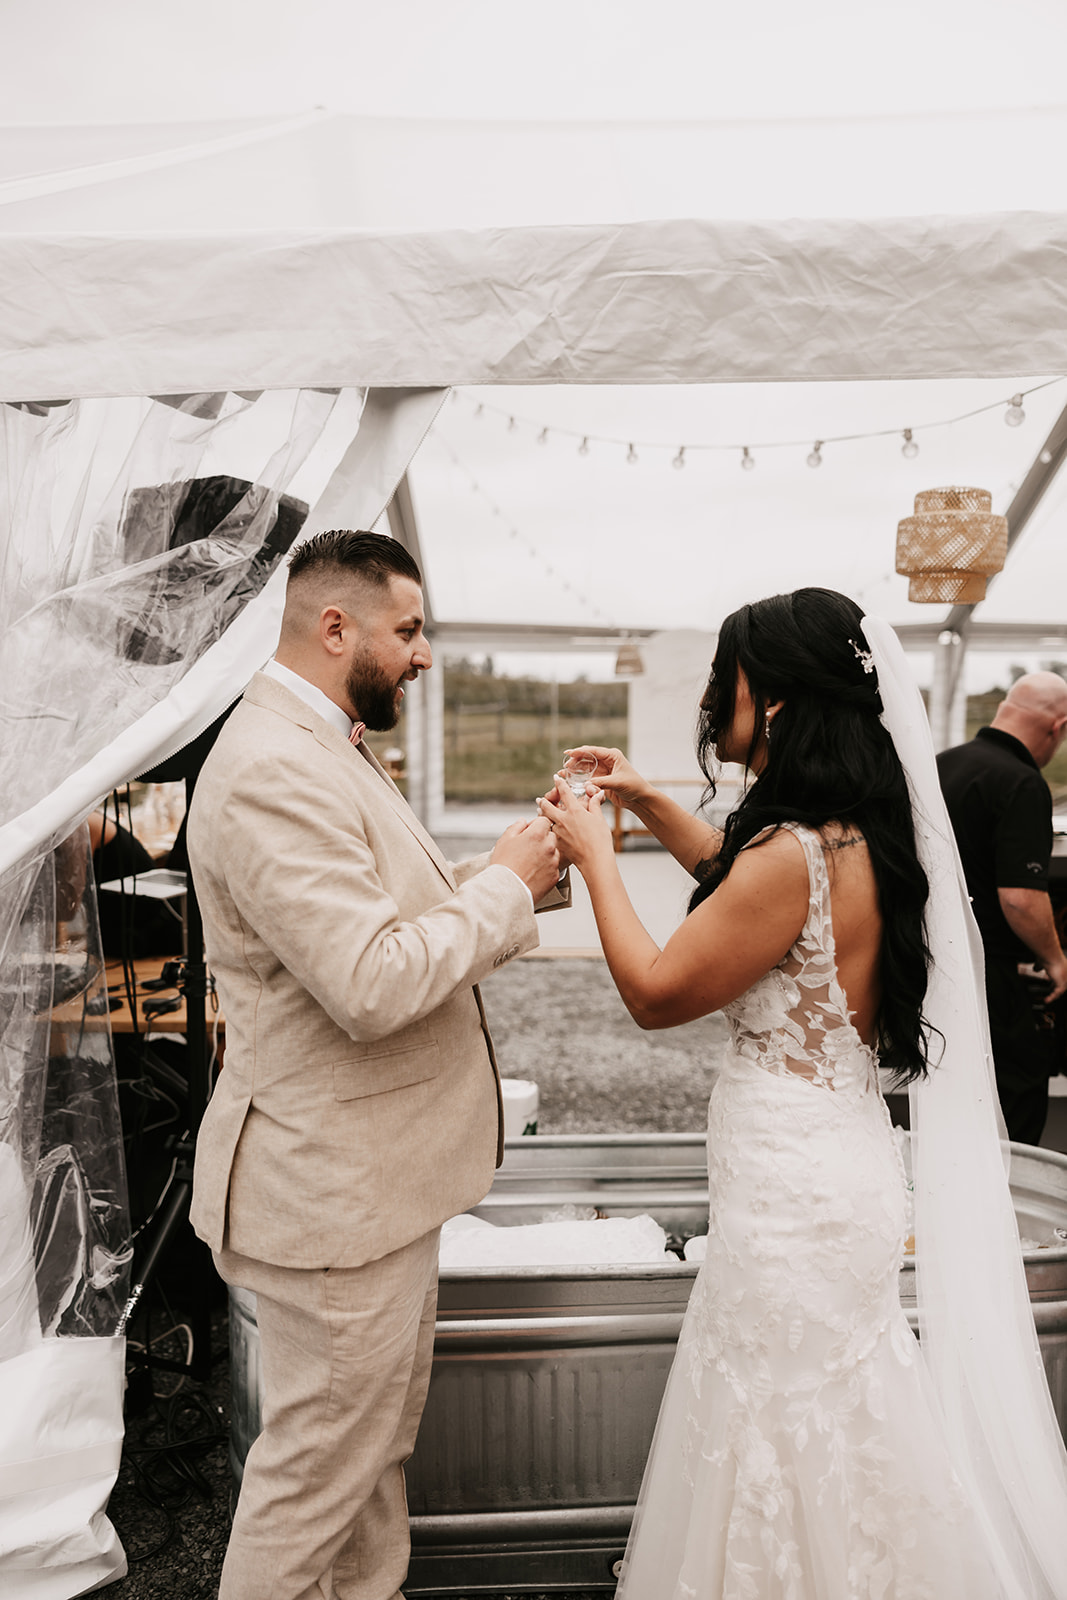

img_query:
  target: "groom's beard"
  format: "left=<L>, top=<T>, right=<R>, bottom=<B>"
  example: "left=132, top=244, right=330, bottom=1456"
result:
left=346, top=648, right=408, bottom=732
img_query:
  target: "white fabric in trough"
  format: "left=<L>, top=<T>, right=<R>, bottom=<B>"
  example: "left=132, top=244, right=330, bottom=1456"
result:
left=439, top=1211, right=677, bottom=1268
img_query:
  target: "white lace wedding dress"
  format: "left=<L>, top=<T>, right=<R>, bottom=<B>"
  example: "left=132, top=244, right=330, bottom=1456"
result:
left=616, top=823, right=1001, bottom=1600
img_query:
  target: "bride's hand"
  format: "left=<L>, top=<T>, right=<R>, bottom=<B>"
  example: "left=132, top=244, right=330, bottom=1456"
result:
left=562, top=746, right=652, bottom=812
left=537, top=771, right=612, bottom=872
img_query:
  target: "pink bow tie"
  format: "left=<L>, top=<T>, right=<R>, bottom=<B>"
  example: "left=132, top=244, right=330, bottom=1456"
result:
left=349, top=721, right=366, bottom=747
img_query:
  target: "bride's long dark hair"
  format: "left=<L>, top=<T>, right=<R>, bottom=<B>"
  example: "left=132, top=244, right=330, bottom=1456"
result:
left=690, top=588, right=934, bottom=1083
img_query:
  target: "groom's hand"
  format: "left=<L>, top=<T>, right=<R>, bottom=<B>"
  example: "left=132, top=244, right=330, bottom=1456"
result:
left=539, top=780, right=574, bottom=869
left=490, top=817, right=561, bottom=902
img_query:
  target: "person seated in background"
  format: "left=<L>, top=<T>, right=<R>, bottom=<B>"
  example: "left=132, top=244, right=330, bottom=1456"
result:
left=88, top=808, right=184, bottom=959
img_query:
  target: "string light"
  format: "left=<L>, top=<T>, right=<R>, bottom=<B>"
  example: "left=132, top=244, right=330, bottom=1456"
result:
left=446, top=376, right=1064, bottom=471
left=1040, top=448, right=1054, bottom=464
left=430, top=431, right=614, bottom=626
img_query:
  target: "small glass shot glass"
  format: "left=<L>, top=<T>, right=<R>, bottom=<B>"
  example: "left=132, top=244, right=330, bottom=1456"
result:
left=561, top=752, right=598, bottom=797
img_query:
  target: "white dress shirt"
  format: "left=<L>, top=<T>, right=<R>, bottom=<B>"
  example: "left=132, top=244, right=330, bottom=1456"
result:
left=262, top=658, right=357, bottom=740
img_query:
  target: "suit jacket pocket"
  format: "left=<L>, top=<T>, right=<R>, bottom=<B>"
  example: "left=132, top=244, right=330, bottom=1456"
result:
left=332, top=1019, right=440, bottom=1101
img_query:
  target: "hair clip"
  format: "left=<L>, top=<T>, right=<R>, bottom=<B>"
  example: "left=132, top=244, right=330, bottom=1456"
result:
left=851, top=640, right=876, bottom=675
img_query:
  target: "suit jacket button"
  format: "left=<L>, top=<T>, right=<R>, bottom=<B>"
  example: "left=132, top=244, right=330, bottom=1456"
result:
left=494, top=944, right=520, bottom=968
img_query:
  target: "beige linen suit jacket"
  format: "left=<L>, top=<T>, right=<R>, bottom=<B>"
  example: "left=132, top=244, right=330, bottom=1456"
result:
left=187, top=672, right=538, bottom=1269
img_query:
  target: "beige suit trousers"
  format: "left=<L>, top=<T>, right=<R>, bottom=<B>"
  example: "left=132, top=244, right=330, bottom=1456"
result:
left=214, top=1229, right=440, bottom=1600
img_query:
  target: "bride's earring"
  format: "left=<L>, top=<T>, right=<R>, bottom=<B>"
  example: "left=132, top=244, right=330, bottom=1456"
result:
left=764, top=714, right=773, bottom=743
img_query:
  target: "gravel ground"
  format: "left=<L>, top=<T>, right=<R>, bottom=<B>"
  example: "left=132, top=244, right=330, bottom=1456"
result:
left=479, top=953, right=727, bottom=1133
left=95, top=897, right=726, bottom=1600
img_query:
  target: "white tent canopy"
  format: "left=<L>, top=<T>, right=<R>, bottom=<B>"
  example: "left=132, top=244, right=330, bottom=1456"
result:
left=3, top=110, right=1067, bottom=399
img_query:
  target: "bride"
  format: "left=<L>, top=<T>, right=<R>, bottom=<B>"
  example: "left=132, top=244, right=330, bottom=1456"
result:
left=539, top=588, right=1067, bottom=1600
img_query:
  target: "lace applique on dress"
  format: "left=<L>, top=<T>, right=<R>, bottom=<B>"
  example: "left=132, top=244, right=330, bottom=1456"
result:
left=723, top=823, right=878, bottom=1094
left=615, top=824, right=997, bottom=1600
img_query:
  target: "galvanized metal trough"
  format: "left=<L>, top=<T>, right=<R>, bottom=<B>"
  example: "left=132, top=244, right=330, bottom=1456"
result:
left=227, top=1133, right=1067, bottom=1594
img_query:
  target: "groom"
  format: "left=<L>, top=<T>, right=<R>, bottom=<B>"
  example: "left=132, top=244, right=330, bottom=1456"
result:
left=188, top=530, right=560, bottom=1600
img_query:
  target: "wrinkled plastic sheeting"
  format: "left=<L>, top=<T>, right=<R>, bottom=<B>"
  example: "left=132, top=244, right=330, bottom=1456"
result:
left=0, top=390, right=337, bottom=828
left=0, top=388, right=352, bottom=1359
left=0, top=841, right=128, bottom=1596
left=0, top=826, right=130, bottom=1357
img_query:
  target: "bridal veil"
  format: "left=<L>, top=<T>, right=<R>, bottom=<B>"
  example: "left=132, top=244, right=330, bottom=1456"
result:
left=860, top=614, right=1067, bottom=1600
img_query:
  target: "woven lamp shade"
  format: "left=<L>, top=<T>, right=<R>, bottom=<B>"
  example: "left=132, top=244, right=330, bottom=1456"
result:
left=896, top=486, right=1007, bottom=603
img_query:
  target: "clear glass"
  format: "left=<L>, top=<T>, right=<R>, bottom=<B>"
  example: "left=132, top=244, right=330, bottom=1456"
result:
left=561, top=752, right=598, bottom=796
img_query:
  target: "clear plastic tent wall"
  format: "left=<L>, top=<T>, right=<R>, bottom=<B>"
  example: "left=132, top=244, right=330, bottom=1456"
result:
left=0, top=386, right=368, bottom=1592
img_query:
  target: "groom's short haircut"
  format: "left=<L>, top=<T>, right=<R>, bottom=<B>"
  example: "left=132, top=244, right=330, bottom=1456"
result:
left=288, top=529, right=422, bottom=591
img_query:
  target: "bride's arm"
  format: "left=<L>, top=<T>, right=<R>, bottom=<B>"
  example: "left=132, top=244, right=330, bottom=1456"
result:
left=560, top=745, right=723, bottom=878
left=539, top=786, right=809, bottom=1029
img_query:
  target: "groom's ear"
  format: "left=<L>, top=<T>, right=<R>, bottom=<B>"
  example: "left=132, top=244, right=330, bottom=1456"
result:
left=320, top=604, right=350, bottom=656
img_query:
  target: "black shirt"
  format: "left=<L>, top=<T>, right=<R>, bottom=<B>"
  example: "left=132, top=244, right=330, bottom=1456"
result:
left=936, top=726, right=1052, bottom=963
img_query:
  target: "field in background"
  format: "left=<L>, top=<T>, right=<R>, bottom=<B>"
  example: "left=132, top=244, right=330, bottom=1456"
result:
left=296, top=667, right=1067, bottom=811
left=445, top=708, right=628, bottom=802
left=441, top=659, right=628, bottom=803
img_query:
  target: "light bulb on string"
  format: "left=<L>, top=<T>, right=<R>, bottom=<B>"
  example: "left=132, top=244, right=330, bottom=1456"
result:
left=443, top=377, right=1067, bottom=474
left=1040, top=448, right=1054, bottom=464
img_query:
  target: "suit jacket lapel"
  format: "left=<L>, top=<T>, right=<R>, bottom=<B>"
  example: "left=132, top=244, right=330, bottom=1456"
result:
left=352, top=740, right=458, bottom=889
left=244, top=672, right=458, bottom=891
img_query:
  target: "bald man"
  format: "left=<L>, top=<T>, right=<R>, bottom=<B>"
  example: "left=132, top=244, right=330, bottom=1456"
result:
left=188, top=530, right=560, bottom=1600
left=938, top=672, right=1067, bottom=1144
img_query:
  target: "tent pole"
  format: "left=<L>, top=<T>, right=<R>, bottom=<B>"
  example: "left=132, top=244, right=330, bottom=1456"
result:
left=938, top=400, right=1067, bottom=644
